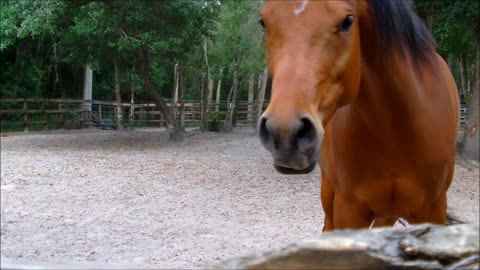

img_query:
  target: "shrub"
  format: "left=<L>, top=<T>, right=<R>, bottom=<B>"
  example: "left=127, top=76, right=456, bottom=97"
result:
left=208, top=111, right=226, bottom=132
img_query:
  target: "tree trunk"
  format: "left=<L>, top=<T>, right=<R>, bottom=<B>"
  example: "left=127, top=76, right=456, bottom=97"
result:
left=14, top=38, right=26, bottom=70
left=173, top=61, right=179, bottom=104
left=200, top=72, right=207, bottom=131
left=224, top=59, right=241, bottom=132
left=137, top=47, right=180, bottom=140
left=257, top=71, right=263, bottom=93
left=179, top=64, right=186, bottom=129
left=129, top=66, right=135, bottom=130
left=256, top=67, right=269, bottom=132
left=459, top=55, right=468, bottom=103
left=232, top=82, right=242, bottom=127
left=114, top=59, right=124, bottom=130
left=216, top=68, right=223, bottom=112
left=461, top=41, right=480, bottom=161
left=202, top=36, right=212, bottom=132
left=208, top=78, right=214, bottom=102
left=208, top=80, right=214, bottom=103
left=171, top=61, right=180, bottom=128
left=52, top=38, right=60, bottom=95
left=247, top=73, right=255, bottom=121
left=247, top=73, right=255, bottom=122
left=471, top=62, right=476, bottom=98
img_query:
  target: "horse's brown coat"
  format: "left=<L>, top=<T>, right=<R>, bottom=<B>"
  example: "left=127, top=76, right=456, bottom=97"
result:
left=260, top=0, right=459, bottom=231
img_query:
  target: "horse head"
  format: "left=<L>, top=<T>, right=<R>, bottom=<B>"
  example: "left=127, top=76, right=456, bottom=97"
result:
left=259, top=0, right=362, bottom=174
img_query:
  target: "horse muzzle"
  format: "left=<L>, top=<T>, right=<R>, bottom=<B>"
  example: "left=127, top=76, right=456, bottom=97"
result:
left=259, top=115, right=321, bottom=175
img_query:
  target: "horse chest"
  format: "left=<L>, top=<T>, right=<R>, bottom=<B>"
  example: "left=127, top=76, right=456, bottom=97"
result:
left=329, top=151, right=450, bottom=216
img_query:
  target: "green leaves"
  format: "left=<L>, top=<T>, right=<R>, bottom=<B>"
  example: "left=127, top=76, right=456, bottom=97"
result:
left=210, top=0, right=264, bottom=76
left=0, top=0, right=262, bottom=102
left=1, top=0, right=66, bottom=50
left=416, top=0, right=478, bottom=58
left=415, top=0, right=479, bottom=101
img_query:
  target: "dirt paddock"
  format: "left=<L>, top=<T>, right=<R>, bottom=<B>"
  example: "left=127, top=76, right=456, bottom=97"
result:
left=1, top=128, right=479, bottom=268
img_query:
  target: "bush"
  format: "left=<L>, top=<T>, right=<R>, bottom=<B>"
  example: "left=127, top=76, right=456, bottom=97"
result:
left=208, top=111, right=226, bottom=132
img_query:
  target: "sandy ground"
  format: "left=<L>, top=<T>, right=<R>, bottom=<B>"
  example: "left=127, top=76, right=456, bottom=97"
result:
left=1, top=128, right=478, bottom=268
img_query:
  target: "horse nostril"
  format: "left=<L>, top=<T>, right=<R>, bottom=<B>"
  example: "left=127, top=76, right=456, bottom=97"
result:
left=295, top=117, right=317, bottom=145
left=259, top=117, right=269, bottom=142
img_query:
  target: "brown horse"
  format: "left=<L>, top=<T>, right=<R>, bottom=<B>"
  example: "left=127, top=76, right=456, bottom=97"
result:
left=258, top=0, right=459, bottom=231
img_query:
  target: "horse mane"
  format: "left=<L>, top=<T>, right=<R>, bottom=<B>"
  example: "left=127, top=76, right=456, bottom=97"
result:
left=367, top=0, right=436, bottom=61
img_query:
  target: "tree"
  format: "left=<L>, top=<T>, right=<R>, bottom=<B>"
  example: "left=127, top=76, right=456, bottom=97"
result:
left=1, top=0, right=219, bottom=139
left=247, top=73, right=255, bottom=122
left=209, top=0, right=266, bottom=131
left=0, top=0, right=70, bottom=98
left=224, top=59, right=241, bottom=132
left=1, top=0, right=271, bottom=134
left=114, top=59, right=124, bottom=130
left=202, top=36, right=213, bottom=132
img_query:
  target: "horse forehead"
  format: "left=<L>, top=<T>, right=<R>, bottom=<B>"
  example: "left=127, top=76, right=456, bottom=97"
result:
left=262, top=1, right=311, bottom=15
left=262, top=0, right=356, bottom=23
left=293, top=0, right=308, bottom=16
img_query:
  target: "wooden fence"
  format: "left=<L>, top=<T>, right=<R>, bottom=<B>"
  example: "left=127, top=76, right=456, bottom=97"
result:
left=0, top=98, right=268, bottom=131
left=0, top=98, right=468, bottom=132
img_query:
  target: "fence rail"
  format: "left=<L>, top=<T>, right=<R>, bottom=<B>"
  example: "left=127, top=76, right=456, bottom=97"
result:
left=0, top=98, right=268, bottom=131
left=0, top=98, right=468, bottom=132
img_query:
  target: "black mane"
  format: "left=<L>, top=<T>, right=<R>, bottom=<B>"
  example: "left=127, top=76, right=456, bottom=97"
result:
left=368, top=0, right=436, bottom=61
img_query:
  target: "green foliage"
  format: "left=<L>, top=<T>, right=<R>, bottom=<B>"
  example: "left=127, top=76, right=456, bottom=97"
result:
left=210, top=0, right=264, bottom=75
left=0, top=0, right=66, bottom=50
left=416, top=0, right=479, bottom=58
left=207, top=110, right=225, bottom=132
left=3, top=0, right=472, bottom=122
left=0, top=0, right=218, bottom=102
left=416, top=0, right=479, bottom=100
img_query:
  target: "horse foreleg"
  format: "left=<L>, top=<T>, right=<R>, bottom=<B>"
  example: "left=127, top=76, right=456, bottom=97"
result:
left=410, top=192, right=448, bottom=225
left=320, top=172, right=334, bottom=232
left=333, top=193, right=373, bottom=230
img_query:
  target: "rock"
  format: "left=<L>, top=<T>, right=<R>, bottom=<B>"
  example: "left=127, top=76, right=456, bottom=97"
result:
left=215, top=224, right=479, bottom=269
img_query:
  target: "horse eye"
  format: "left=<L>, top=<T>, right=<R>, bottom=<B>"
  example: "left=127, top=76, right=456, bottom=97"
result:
left=338, top=15, right=354, bottom=32
left=259, top=18, right=265, bottom=29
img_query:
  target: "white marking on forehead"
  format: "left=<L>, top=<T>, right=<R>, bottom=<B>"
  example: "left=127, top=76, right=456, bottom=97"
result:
left=294, top=0, right=308, bottom=16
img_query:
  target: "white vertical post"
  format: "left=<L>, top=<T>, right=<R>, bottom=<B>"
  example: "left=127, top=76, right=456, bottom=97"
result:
left=83, top=64, right=93, bottom=112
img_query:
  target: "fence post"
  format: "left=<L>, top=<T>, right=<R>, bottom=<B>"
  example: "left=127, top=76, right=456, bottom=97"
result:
left=98, top=104, right=103, bottom=124
left=159, top=106, right=163, bottom=127
left=158, top=105, right=163, bottom=128
left=129, top=94, right=135, bottom=129
left=42, top=101, right=47, bottom=130
left=80, top=102, right=85, bottom=129
left=146, top=105, right=150, bottom=127
left=59, top=102, right=64, bottom=129
left=23, top=99, right=28, bottom=132
left=192, top=103, right=196, bottom=126
left=253, top=101, right=257, bottom=128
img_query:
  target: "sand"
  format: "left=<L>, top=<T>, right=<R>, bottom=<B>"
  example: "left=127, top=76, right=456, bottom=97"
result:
left=1, top=128, right=478, bottom=268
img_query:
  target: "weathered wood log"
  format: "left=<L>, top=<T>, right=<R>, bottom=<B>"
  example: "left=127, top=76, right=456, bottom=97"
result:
left=216, top=224, right=479, bottom=270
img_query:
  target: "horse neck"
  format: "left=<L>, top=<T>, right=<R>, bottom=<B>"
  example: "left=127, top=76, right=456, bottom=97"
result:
left=352, top=46, right=421, bottom=142
left=351, top=16, right=425, bottom=137
left=356, top=53, right=421, bottom=118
